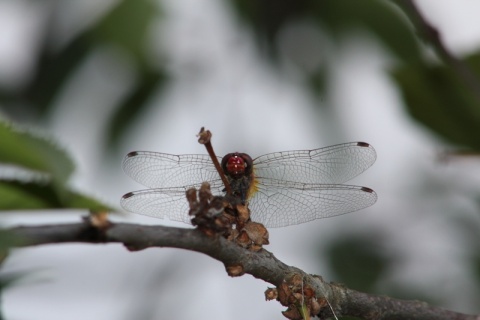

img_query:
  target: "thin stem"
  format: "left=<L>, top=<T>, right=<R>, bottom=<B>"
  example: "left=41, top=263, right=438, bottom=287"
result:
left=197, top=127, right=232, bottom=195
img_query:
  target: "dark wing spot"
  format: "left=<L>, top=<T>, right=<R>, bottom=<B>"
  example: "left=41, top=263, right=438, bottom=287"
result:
left=126, top=151, right=140, bottom=158
left=122, top=192, right=135, bottom=199
left=361, top=187, right=375, bottom=193
left=356, top=142, right=371, bottom=148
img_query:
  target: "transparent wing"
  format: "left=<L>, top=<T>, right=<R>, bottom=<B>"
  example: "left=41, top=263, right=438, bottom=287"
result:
left=249, top=180, right=377, bottom=228
left=123, top=151, right=222, bottom=188
left=120, top=181, right=226, bottom=223
left=121, top=188, right=192, bottom=223
left=121, top=144, right=377, bottom=227
left=253, top=142, right=376, bottom=185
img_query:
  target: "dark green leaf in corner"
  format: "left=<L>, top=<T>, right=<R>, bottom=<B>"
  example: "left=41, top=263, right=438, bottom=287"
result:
left=392, top=52, right=480, bottom=151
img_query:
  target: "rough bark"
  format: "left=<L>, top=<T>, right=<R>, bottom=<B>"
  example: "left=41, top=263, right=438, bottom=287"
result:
left=5, top=220, right=479, bottom=320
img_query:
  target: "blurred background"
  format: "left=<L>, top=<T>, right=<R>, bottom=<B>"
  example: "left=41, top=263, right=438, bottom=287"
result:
left=1, top=0, right=480, bottom=319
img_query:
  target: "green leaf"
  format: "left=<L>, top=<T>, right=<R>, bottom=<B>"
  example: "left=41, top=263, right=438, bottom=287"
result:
left=307, top=67, right=328, bottom=99
left=315, top=0, right=422, bottom=64
left=0, top=180, right=114, bottom=212
left=325, top=235, right=387, bottom=292
left=91, top=0, right=160, bottom=67
left=0, top=118, right=74, bottom=190
left=0, top=230, right=25, bottom=264
left=228, top=0, right=422, bottom=64
left=0, top=118, right=114, bottom=212
left=392, top=52, right=480, bottom=151
left=19, top=35, right=92, bottom=116
left=107, top=70, right=168, bottom=148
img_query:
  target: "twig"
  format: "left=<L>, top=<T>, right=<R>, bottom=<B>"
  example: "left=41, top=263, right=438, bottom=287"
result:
left=5, top=221, right=479, bottom=320
left=197, top=127, right=232, bottom=195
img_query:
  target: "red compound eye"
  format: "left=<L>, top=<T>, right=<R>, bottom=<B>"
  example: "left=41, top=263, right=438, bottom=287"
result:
left=226, top=155, right=245, bottom=176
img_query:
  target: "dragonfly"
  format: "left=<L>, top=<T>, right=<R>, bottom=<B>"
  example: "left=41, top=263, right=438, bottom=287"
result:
left=120, top=142, right=377, bottom=228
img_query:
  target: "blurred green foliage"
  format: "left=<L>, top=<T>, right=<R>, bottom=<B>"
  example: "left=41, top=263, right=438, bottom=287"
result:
left=393, top=53, right=480, bottom=150
left=1, top=0, right=479, bottom=153
left=0, top=0, right=167, bottom=148
left=231, top=0, right=422, bottom=63
left=0, top=120, right=74, bottom=193
left=228, top=0, right=480, bottom=152
left=326, top=235, right=387, bottom=292
left=0, top=118, right=113, bottom=211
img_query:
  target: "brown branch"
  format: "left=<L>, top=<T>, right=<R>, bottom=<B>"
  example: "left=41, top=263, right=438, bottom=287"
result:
left=5, top=220, right=479, bottom=320
left=393, top=0, right=480, bottom=103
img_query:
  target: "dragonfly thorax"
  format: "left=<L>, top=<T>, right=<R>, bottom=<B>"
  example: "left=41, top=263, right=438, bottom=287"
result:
left=227, top=175, right=252, bottom=205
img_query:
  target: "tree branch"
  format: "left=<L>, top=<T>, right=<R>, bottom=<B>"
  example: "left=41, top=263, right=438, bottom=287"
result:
left=5, top=220, right=479, bottom=320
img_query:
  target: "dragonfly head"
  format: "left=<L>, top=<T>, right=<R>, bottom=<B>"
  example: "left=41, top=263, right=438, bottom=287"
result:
left=222, top=152, right=253, bottom=179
